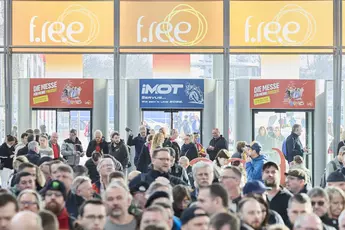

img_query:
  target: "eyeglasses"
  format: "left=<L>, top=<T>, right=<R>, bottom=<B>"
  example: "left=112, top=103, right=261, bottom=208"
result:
left=20, top=201, right=38, bottom=206
left=219, top=176, right=237, bottom=180
left=311, top=201, right=325, bottom=206
left=84, top=215, right=105, bottom=221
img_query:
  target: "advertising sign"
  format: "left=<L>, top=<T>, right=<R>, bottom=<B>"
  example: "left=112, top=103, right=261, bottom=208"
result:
left=140, top=79, right=204, bottom=109
left=13, top=1, right=113, bottom=48
left=120, top=1, right=223, bottom=47
left=30, top=79, right=94, bottom=108
left=250, top=79, right=315, bottom=109
left=230, top=1, right=333, bottom=48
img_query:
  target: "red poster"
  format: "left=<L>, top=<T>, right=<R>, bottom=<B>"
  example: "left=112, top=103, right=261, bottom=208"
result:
left=30, top=79, right=94, bottom=108
left=250, top=80, right=315, bottom=109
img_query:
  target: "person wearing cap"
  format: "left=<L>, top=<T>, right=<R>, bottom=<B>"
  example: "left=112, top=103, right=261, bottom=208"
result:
left=180, top=206, right=209, bottom=230
left=43, top=180, right=74, bottom=230
left=286, top=124, right=308, bottom=163
left=243, top=180, right=284, bottom=226
left=285, top=169, right=308, bottom=194
left=61, top=129, right=83, bottom=167
left=262, top=161, right=292, bottom=223
left=197, top=183, right=229, bottom=216
left=327, top=170, right=345, bottom=192
left=245, top=142, right=267, bottom=183
left=290, top=155, right=312, bottom=185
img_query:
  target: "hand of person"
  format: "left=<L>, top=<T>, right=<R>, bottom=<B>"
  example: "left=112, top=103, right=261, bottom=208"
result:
left=303, top=147, right=309, bottom=153
left=246, top=156, right=252, bottom=163
left=10, top=155, right=14, bottom=158
left=208, top=146, right=214, bottom=150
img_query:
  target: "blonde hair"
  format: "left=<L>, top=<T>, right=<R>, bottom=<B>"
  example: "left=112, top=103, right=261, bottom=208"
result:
left=151, top=133, right=164, bottom=155
left=13, top=156, right=29, bottom=171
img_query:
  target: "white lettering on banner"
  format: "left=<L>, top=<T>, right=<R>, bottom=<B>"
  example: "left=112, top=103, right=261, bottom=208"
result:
left=136, top=4, right=208, bottom=46
left=244, top=4, right=316, bottom=46
left=141, top=84, right=184, bottom=95
left=29, top=5, right=100, bottom=45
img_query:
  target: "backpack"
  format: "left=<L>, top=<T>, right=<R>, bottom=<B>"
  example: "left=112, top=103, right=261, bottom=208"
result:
left=320, top=161, right=337, bottom=188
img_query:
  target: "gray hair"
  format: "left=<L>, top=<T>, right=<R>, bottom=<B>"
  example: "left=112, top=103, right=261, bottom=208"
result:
left=71, top=176, right=91, bottom=194
left=103, top=180, right=132, bottom=200
left=94, top=130, right=103, bottom=137
left=17, top=189, right=43, bottom=210
left=294, top=213, right=322, bottom=230
left=28, top=141, right=39, bottom=152
left=192, top=161, right=214, bottom=178
left=145, top=181, right=173, bottom=202
left=307, top=187, right=329, bottom=202
left=97, top=158, right=114, bottom=172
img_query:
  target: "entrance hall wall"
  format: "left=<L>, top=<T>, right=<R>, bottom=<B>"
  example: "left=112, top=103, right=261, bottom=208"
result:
left=93, top=80, right=108, bottom=137
left=18, top=79, right=31, bottom=136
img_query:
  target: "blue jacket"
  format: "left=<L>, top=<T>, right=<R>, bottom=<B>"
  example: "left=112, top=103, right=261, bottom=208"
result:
left=26, top=150, right=41, bottom=166
left=246, top=154, right=267, bottom=182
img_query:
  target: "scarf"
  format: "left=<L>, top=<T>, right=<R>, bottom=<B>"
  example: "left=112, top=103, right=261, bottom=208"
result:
left=58, top=208, right=70, bottom=230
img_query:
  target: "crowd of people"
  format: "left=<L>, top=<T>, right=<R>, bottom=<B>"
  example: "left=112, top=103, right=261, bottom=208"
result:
left=0, top=124, right=344, bottom=230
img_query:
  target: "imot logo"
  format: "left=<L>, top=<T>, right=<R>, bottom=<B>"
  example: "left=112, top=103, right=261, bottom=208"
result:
left=29, top=5, right=100, bottom=45
left=137, top=4, right=208, bottom=46
left=142, top=84, right=184, bottom=95
left=244, top=4, right=316, bottom=46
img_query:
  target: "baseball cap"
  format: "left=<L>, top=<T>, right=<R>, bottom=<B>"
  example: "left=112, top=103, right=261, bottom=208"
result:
left=327, top=170, right=345, bottom=182
left=263, top=161, right=280, bottom=171
left=243, top=180, right=271, bottom=195
left=44, top=180, right=67, bottom=201
left=285, top=169, right=306, bottom=180
left=145, top=191, right=170, bottom=208
left=129, top=181, right=148, bottom=194
left=180, top=206, right=208, bottom=225
left=246, top=142, right=262, bottom=153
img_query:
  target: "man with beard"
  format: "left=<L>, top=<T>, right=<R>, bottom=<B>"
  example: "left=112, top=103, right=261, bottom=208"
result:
left=104, top=181, right=137, bottom=230
left=43, top=180, right=74, bottom=230
left=191, top=161, right=214, bottom=201
left=262, top=161, right=292, bottom=223
left=238, top=197, right=263, bottom=230
left=108, top=131, right=129, bottom=169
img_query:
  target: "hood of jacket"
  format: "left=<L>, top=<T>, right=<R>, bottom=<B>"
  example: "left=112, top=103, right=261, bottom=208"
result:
left=252, top=154, right=267, bottom=162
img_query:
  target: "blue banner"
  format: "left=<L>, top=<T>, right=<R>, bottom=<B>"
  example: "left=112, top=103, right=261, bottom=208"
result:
left=140, top=79, right=204, bottom=109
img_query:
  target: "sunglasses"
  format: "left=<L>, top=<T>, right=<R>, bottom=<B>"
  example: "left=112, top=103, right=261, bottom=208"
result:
left=311, top=201, right=325, bottom=206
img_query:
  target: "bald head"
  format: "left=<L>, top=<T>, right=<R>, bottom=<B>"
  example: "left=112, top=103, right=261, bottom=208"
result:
left=50, top=132, right=58, bottom=144
left=294, top=213, right=323, bottom=230
left=10, top=211, right=43, bottom=230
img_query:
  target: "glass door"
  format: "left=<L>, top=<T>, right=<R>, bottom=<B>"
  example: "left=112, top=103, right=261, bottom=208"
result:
left=142, top=111, right=171, bottom=134
left=57, top=111, right=70, bottom=146
left=32, top=110, right=56, bottom=135
left=172, top=111, right=201, bottom=138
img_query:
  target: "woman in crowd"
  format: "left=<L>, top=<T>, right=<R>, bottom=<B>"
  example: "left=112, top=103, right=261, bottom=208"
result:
left=181, top=134, right=198, bottom=161
left=213, top=149, right=231, bottom=179
left=38, top=134, right=54, bottom=158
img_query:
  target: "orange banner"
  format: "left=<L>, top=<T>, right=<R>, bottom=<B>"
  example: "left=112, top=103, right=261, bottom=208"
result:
left=120, top=1, right=223, bottom=47
left=250, top=79, right=315, bottom=109
left=13, top=1, right=113, bottom=47
left=230, top=1, right=333, bottom=47
left=30, top=79, right=94, bottom=108
left=153, top=54, right=190, bottom=73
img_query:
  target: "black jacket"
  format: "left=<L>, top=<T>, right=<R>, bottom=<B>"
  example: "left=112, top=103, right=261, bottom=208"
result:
left=84, top=158, right=99, bottom=183
left=164, top=139, right=181, bottom=162
left=86, top=138, right=109, bottom=157
left=66, top=191, right=84, bottom=219
left=108, top=140, right=129, bottom=169
left=208, top=135, right=228, bottom=161
left=170, top=163, right=189, bottom=184
left=127, top=134, right=146, bottom=167
left=26, top=150, right=41, bottom=166
left=0, top=143, right=14, bottom=169
left=267, top=187, right=292, bottom=224
left=137, top=143, right=151, bottom=173
left=286, top=132, right=304, bottom=163
left=17, top=145, right=28, bottom=157
left=181, top=143, right=198, bottom=161
left=268, top=209, right=285, bottom=225
left=129, top=169, right=187, bottom=192
left=337, top=140, right=345, bottom=156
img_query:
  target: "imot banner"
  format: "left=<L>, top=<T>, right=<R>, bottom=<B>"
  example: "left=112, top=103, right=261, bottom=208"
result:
left=13, top=1, right=114, bottom=48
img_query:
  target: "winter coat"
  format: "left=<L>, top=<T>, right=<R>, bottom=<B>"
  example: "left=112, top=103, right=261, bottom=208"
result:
left=0, top=143, right=14, bottom=169
left=86, top=137, right=109, bottom=157
left=108, top=140, right=129, bottom=169
left=181, top=143, right=198, bottom=161
left=137, top=143, right=151, bottom=173
left=61, top=137, right=83, bottom=166
left=208, top=135, right=228, bottom=161
left=246, top=154, right=267, bottom=182
left=127, top=134, right=146, bottom=167
left=286, top=132, right=304, bottom=163
left=26, top=150, right=41, bottom=166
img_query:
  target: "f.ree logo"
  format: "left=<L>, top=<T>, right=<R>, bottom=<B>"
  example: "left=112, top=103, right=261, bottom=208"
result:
left=29, top=5, right=100, bottom=45
left=137, top=4, right=208, bottom=46
left=244, top=4, right=316, bottom=46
